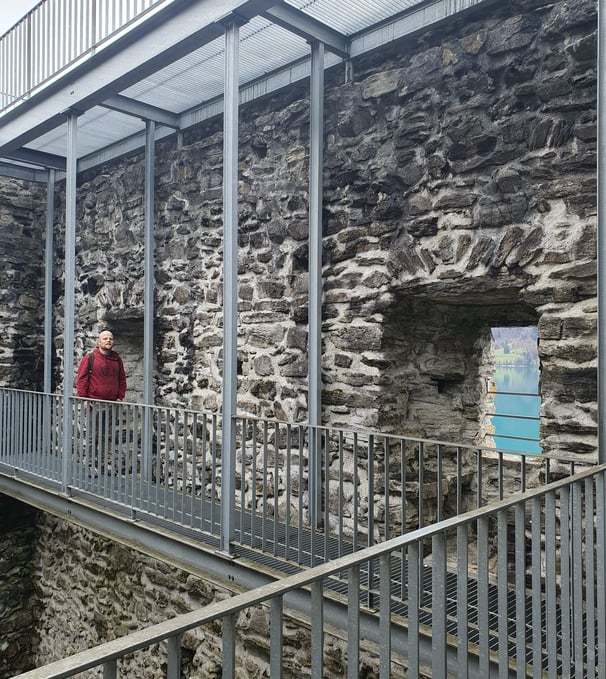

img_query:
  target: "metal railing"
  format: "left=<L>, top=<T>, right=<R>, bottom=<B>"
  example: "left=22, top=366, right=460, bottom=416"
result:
left=0, top=0, right=170, bottom=111
left=0, top=387, right=581, bottom=568
left=11, top=462, right=606, bottom=679
left=488, top=385, right=541, bottom=454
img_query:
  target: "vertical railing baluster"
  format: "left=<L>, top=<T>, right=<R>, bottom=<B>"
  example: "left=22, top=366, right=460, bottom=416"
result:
left=181, top=411, right=188, bottom=524
left=476, top=448, right=483, bottom=508
left=477, top=515, right=489, bottom=678
left=163, top=408, right=170, bottom=518
left=338, top=430, right=344, bottom=556
left=497, top=509, right=508, bottom=678
left=408, top=542, right=420, bottom=678
left=560, top=486, right=571, bottom=674
left=133, top=405, right=140, bottom=513
left=431, top=532, right=447, bottom=679
left=436, top=444, right=443, bottom=522
left=166, top=634, right=181, bottom=679
left=237, top=417, right=244, bottom=542
left=262, top=420, right=268, bottom=553
left=297, top=425, right=304, bottom=564
left=571, top=481, right=584, bottom=671
left=285, top=424, right=292, bottom=560
left=270, top=597, right=283, bottom=678
left=347, top=564, right=360, bottom=679
left=102, top=659, right=117, bottom=679
left=531, top=496, right=543, bottom=678
left=210, top=414, right=218, bottom=531
left=352, top=432, right=359, bottom=554
left=274, top=421, right=280, bottom=557
left=311, top=579, right=323, bottom=679
left=401, top=439, right=407, bottom=541
left=366, top=434, right=375, bottom=607
left=584, top=477, right=596, bottom=677
left=324, top=428, right=330, bottom=563
left=383, top=436, right=390, bottom=541
left=379, top=553, right=392, bottom=678
left=596, top=470, right=606, bottom=675
left=456, top=523, right=469, bottom=678
left=544, top=491, right=557, bottom=679
left=251, top=419, right=257, bottom=548
left=515, top=501, right=528, bottom=678
left=417, top=442, right=424, bottom=530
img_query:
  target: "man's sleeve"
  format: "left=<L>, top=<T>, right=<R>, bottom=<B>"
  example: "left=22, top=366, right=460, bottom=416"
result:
left=75, top=356, right=90, bottom=397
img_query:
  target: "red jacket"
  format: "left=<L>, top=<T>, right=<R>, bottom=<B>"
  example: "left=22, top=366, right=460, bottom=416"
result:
left=76, top=348, right=127, bottom=401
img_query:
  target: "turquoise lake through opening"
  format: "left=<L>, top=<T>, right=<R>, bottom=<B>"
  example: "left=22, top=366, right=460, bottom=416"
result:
left=491, top=364, right=541, bottom=455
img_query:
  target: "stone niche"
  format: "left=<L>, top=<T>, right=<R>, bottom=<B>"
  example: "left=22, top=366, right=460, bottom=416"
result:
left=376, top=291, right=539, bottom=445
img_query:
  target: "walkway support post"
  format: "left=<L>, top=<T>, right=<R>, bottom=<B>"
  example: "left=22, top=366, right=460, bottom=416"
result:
left=61, top=112, right=78, bottom=492
left=599, top=0, right=606, bottom=463
left=44, top=169, right=55, bottom=394
left=308, top=40, right=325, bottom=529
left=143, top=120, right=156, bottom=482
left=43, top=169, right=55, bottom=456
left=220, top=19, right=240, bottom=555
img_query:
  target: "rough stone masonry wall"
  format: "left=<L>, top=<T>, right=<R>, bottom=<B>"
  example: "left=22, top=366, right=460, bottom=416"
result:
left=0, top=177, right=46, bottom=390
left=0, top=497, right=40, bottom=678
left=0, top=0, right=598, bottom=676
left=29, top=510, right=392, bottom=679
left=51, top=0, right=598, bottom=459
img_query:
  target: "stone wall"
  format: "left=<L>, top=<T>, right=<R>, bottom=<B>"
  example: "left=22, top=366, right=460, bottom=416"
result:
left=0, top=497, right=39, bottom=677
left=0, top=0, right=599, bottom=675
left=46, top=0, right=596, bottom=458
left=0, top=178, right=46, bottom=390
left=29, top=510, right=392, bottom=678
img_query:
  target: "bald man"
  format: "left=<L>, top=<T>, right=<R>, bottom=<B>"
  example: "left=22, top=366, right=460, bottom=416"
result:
left=76, top=330, right=127, bottom=475
left=76, top=330, right=126, bottom=402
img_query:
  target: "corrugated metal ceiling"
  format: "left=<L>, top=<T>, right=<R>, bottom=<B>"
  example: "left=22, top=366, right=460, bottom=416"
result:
left=17, top=0, right=456, bottom=163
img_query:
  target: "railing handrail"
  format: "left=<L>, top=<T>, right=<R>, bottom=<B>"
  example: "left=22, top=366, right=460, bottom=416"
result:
left=0, top=385, right=553, bottom=461
left=12, top=462, right=606, bottom=679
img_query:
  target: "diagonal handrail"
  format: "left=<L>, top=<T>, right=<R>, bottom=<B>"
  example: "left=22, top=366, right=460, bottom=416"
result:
left=11, top=462, right=606, bottom=679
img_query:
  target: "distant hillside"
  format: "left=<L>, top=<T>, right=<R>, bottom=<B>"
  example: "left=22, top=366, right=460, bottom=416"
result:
left=492, top=326, right=538, bottom=366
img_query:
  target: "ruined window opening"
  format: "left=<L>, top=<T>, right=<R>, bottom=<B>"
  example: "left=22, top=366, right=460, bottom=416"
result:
left=489, top=326, right=541, bottom=455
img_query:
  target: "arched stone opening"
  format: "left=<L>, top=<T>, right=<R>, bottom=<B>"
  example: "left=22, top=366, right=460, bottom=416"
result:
left=378, top=290, right=539, bottom=449
left=91, top=317, right=145, bottom=404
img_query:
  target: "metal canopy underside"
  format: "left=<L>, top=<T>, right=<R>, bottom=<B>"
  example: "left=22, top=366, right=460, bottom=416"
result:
left=0, top=0, right=494, bottom=178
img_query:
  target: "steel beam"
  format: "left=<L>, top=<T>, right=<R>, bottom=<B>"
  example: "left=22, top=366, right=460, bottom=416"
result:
left=101, top=95, right=180, bottom=129
left=262, top=4, right=349, bottom=58
left=0, top=161, right=49, bottom=183
left=0, top=0, right=275, bottom=155
left=2, top=147, right=66, bottom=171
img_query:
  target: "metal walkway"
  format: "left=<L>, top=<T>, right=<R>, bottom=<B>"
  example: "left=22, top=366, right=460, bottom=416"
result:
left=1, top=388, right=604, bottom=677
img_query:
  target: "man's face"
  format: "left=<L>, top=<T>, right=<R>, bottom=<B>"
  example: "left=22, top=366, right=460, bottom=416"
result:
left=98, top=332, right=115, bottom=352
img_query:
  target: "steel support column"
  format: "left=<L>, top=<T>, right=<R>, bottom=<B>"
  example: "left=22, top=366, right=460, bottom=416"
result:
left=308, top=40, right=325, bottom=528
left=44, top=169, right=55, bottom=394
left=220, top=20, right=240, bottom=555
left=599, top=0, right=606, bottom=464
left=143, top=120, right=156, bottom=481
left=61, top=113, right=78, bottom=492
